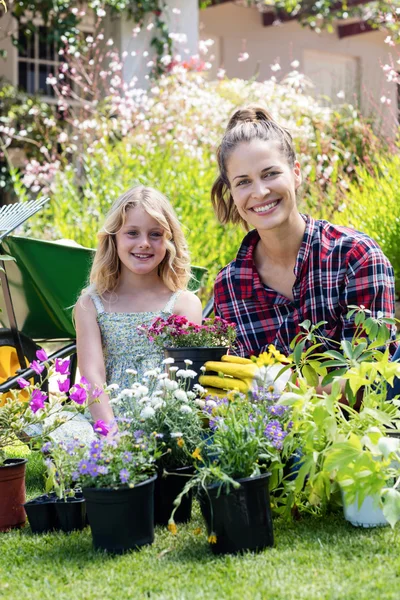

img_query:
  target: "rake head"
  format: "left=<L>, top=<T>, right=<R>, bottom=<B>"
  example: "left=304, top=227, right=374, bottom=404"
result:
left=0, top=197, right=50, bottom=242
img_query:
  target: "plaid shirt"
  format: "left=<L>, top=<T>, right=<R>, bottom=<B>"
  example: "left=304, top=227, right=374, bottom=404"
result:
left=214, top=215, right=396, bottom=357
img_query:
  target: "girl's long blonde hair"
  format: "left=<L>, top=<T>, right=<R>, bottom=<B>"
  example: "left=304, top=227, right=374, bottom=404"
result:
left=84, top=185, right=191, bottom=297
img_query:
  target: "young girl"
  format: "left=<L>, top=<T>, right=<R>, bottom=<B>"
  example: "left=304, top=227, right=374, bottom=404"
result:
left=211, top=105, right=396, bottom=358
left=75, top=185, right=202, bottom=427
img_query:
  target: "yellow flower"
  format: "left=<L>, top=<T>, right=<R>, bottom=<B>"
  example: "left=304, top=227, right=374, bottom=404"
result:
left=193, top=527, right=202, bottom=535
left=208, top=533, right=217, bottom=544
left=191, top=447, right=202, bottom=461
left=177, top=437, right=184, bottom=448
left=168, top=522, right=177, bottom=535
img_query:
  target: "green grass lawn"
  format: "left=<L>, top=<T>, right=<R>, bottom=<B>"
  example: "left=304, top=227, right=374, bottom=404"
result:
left=1, top=453, right=399, bottom=600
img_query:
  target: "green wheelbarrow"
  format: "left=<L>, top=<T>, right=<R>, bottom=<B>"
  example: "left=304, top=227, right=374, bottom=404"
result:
left=0, top=201, right=207, bottom=398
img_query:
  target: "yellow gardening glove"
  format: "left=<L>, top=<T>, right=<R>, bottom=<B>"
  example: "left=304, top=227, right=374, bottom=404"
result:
left=199, top=355, right=257, bottom=395
left=199, top=354, right=291, bottom=396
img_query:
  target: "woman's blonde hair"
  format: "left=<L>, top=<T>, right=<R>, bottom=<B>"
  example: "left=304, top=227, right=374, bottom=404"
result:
left=211, top=104, right=296, bottom=230
left=84, top=185, right=191, bottom=297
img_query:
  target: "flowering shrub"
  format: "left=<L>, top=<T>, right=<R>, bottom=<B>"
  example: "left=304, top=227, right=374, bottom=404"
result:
left=72, top=421, right=159, bottom=489
left=0, top=349, right=95, bottom=463
left=109, top=362, right=205, bottom=470
left=139, top=315, right=237, bottom=349
left=42, top=437, right=86, bottom=500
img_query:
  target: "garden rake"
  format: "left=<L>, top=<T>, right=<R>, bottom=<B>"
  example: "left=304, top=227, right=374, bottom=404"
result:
left=0, top=197, right=50, bottom=243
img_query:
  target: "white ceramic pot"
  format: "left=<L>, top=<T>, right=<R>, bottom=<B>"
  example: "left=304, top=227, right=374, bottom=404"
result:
left=343, top=494, right=389, bottom=528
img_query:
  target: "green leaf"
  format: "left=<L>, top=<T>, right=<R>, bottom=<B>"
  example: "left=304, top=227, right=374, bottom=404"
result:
left=302, top=364, right=319, bottom=387
left=382, top=488, right=400, bottom=528
left=293, top=339, right=306, bottom=367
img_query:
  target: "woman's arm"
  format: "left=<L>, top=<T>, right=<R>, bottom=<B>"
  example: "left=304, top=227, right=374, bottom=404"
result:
left=75, top=295, right=115, bottom=425
left=174, top=290, right=203, bottom=325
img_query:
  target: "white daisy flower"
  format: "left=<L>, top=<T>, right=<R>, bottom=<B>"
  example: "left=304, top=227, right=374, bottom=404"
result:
left=180, top=405, right=192, bottom=414
left=141, top=406, right=155, bottom=419
left=162, top=357, right=175, bottom=364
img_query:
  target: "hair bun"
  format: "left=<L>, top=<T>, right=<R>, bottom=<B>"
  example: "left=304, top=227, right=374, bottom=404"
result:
left=227, top=104, right=275, bottom=131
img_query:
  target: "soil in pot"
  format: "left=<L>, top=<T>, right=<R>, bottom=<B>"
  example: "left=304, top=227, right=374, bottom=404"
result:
left=0, top=458, right=28, bottom=532
left=83, top=474, right=157, bottom=553
left=199, top=472, right=274, bottom=555
left=55, top=496, right=87, bottom=533
left=163, top=347, right=228, bottom=389
left=154, top=465, right=194, bottom=526
left=24, top=493, right=57, bottom=534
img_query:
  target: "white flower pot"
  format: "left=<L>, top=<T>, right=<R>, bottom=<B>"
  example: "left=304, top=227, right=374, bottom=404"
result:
left=343, top=494, right=389, bottom=528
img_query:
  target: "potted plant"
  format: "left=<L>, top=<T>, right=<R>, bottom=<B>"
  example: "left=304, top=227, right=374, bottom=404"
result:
left=72, top=418, right=160, bottom=553
left=111, top=363, right=205, bottom=526
left=168, top=350, right=293, bottom=554
left=139, top=315, right=237, bottom=388
left=24, top=438, right=87, bottom=534
left=276, top=306, right=400, bottom=526
left=0, top=350, right=94, bottom=532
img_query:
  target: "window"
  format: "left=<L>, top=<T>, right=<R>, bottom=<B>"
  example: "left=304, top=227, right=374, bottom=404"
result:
left=17, top=26, right=60, bottom=97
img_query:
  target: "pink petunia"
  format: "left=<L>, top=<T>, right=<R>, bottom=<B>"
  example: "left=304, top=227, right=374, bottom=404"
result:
left=92, top=386, right=103, bottom=399
left=93, top=420, right=110, bottom=436
left=36, top=348, right=48, bottom=362
left=55, top=358, right=70, bottom=375
left=31, top=360, right=44, bottom=375
left=69, top=384, right=87, bottom=405
left=17, top=377, right=30, bottom=389
left=57, top=378, right=70, bottom=393
left=30, top=389, right=47, bottom=413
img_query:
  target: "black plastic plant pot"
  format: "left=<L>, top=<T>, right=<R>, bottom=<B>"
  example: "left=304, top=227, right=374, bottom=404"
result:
left=199, top=472, right=274, bottom=555
left=24, top=494, right=57, bottom=534
left=163, top=347, right=228, bottom=389
left=154, top=465, right=194, bottom=526
left=54, top=497, right=87, bottom=533
left=83, top=474, right=157, bottom=554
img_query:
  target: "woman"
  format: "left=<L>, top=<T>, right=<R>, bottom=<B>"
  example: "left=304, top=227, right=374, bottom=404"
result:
left=211, top=105, right=396, bottom=358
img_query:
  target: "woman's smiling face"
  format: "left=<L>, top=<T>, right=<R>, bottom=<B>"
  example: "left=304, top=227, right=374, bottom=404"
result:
left=226, top=138, right=302, bottom=233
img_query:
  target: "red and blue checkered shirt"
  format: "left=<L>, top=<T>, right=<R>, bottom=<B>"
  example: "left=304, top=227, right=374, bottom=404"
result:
left=214, top=215, right=396, bottom=357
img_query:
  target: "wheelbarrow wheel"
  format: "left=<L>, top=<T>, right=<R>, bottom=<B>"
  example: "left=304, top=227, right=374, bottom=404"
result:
left=0, top=329, right=48, bottom=405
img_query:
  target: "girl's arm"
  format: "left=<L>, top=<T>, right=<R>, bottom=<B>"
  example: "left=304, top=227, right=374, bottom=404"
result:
left=174, top=290, right=203, bottom=325
left=75, top=295, right=115, bottom=425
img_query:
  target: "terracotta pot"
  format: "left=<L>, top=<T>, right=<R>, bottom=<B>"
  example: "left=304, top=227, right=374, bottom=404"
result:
left=0, top=458, right=28, bottom=532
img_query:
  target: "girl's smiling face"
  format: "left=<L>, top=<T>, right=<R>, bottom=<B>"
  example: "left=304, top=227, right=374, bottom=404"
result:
left=115, top=206, right=167, bottom=276
left=226, top=138, right=302, bottom=233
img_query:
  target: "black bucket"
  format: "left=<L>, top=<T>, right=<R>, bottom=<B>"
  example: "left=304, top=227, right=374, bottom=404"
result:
left=24, top=494, right=57, bottom=534
left=54, top=497, right=87, bottom=533
left=83, top=474, right=157, bottom=553
left=199, top=472, right=274, bottom=554
left=154, top=465, right=194, bottom=526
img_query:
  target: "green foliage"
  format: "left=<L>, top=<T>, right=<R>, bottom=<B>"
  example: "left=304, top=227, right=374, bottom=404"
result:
left=333, top=152, right=400, bottom=296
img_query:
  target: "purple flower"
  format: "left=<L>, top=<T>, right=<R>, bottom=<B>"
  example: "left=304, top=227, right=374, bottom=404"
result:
left=72, top=471, right=79, bottom=481
left=133, top=429, right=145, bottom=441
left=87, top=462, right=99, bottom=477
left=58, top=378, right=70, bottom=393
left=41, top=442, right=52, bottom=453
left=268, top=405, right=288, bottom=418
left=98, top=465, right=109, bottom=475
left=119, top=468, right=129, bottom=484
left=17, top=377, right=30, bottom=389
left=122, top=451, right=132, bottom=464
left=69, top=384, right=87, bottom=405
left=30, top=389, right=47, bottom=413
left=79, top=376, right=91, bottom=388
left=55, top=358, right=70, bottom=375
left=78, top=460, right=90, bottom=474
left=93, top=420, right=110, bottom=436
left=30, top=360, right=44, bottom=375
left=36, top=349, right=48, bottom=362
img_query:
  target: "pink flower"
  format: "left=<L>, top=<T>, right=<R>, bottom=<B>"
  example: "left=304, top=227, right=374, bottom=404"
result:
left=58, top=378, right=70, bottom=393
left=69, top=384, right=87, bottom=405
left=36, top=349, right=48, bottom=362
left=30, top=389, right=47, bottom=413
left=17, top=377, right=30, bottom=389
left=55, top=358, right=70, bottom=375
left=92, top=386, right=103, bottom=399
left=79, top=376, right=91, bottom=388
left=93, top=420, right=110, bottom=436
left=31, top=360, right=44, bottom=375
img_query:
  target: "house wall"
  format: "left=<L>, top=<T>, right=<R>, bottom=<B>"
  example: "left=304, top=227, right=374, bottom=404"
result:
left=200, top=3, right=398, bottom=137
